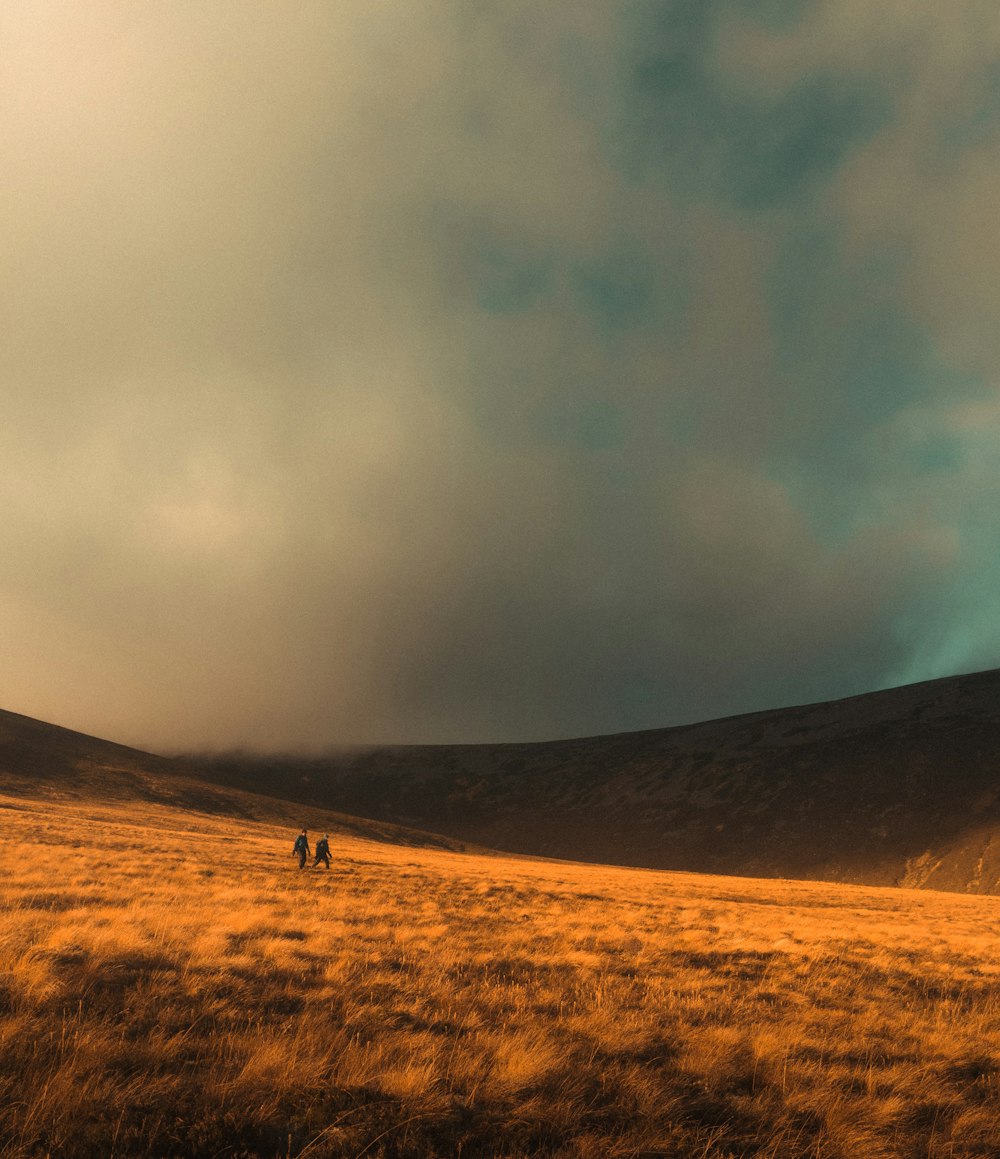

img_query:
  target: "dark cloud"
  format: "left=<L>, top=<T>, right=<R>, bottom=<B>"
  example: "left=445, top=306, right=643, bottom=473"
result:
left=0, top=1, right=997, bottom=749
left=617, top=0, right=890, bottom=209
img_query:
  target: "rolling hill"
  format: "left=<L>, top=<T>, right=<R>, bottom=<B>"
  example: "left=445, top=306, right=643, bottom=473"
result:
left=5, top=781, right=1000, bottom=1157
left=193, top=668, right=1000, bottom=894
left=4, top=668, right=1000, bottom=892
left=0, top=705, right=468, bottom=855
left=8, top=671, right=1000, bottom=1151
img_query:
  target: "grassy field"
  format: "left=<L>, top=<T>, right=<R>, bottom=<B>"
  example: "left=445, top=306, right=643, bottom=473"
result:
left=2, top=793, right=1000, bottom=1157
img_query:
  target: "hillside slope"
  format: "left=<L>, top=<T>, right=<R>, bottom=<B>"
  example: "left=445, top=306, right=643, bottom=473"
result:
left=197, top=668, right=1000, bottom=893
left=0, top=708, right=467, bottom=854
left=5, top=788, right=1000, bottom=1157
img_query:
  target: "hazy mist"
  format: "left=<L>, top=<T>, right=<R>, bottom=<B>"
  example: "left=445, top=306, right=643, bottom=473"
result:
left=3, top=1, right=1000, bottom=749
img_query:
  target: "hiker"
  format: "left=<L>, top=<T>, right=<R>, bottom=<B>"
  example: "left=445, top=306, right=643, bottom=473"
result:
left=292, top=829, right=310, bottom=869
left=312, top=833, right=331, bottom=870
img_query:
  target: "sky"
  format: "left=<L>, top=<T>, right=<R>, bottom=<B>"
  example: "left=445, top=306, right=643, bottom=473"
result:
left=3, top=0, right=1000, bottom=751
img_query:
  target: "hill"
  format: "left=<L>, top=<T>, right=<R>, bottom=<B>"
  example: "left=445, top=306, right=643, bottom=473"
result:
left=195, top=668, right=1000, bottom=893
left=4, top=688, right=1000, bottom=1153
left=3, top=785, right=1000, bottom=1157
left=5, top=668, right=1000, bottom=893
left=0, top=706, right=468, bottom=855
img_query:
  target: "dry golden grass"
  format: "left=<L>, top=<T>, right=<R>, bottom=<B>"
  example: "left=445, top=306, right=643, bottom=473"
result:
left=1, top=791, right=1000, bottom=1157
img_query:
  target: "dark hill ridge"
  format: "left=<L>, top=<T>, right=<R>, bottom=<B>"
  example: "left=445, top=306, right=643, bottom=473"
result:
left=196, top=668, right=1000, bottom=893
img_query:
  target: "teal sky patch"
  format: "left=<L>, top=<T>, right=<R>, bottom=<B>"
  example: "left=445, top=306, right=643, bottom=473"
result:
left=571, top=239, right=689, bottom=342
left=728, top=0, right=812, bottom=31
left=534, top=398, right=629, bottom=453
left=912, top=432, right=962, bottom=475
left=473, top=244, right=554, bottom=315
left=573, top=248, right=654, bottom=334
left=617, top=0, right=891, bottom=209
left=769, top=229, right=932, bottom=431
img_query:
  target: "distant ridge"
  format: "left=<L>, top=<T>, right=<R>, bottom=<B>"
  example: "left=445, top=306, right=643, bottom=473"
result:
left=196, top=668, right=1000, bottom=893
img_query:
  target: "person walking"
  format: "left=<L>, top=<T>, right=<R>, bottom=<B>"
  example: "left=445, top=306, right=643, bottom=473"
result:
left=312, top=833, right=331, bottom=870
left=292, top=829, right=310, bottom=869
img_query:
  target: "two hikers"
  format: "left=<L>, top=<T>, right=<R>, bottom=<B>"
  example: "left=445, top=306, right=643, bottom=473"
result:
left=291, top=828, right=331, bottom=870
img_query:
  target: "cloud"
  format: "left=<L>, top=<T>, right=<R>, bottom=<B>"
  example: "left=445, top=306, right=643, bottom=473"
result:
left=616, top=0, right=891, bottom=210
left=0, top=0, right=995, bottom=748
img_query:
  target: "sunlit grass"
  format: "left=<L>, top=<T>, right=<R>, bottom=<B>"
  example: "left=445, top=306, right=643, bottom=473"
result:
left=1, top=790, right=1000, bottom=1157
